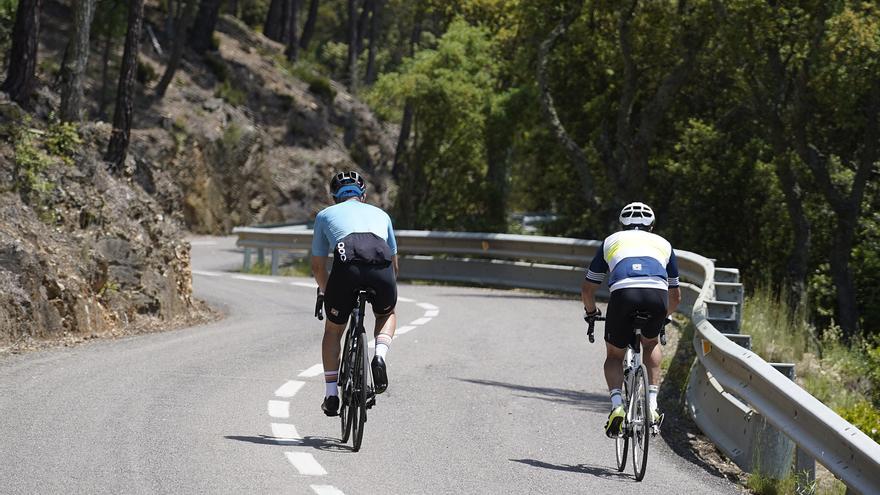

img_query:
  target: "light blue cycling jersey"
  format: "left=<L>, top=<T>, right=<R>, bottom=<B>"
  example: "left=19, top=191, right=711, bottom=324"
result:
left=311, top=200, right=398, bottom=257
left=585, top=229, right=680, bottom=292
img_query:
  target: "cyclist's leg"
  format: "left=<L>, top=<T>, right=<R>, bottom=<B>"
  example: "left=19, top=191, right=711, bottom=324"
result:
left=320, top=261, right=358, bottom=414
left=603, top=290, right=632, bottom=436
left=365, top=263, right=397, bottom=393
left=636, top=288, right=669, bottom=421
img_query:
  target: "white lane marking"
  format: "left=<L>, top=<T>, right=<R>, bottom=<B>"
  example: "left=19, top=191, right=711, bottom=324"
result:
left=409, top=317, right=432, bottom=326
left=424, top=309, right=440, bottom=317
left=275, top=380, right=306, bottom=397
left=291, top=281, right=319, bottom=288
left=192, top=270, right=223, bottom=277
left=417, top=302, right=438, bottom=310
left=298, top=364, right=324, bottom=378
left=311, top=485, right=345, bottom=495
left=397, top=296, right=415, bottom=303
left=394, top=325, right=416, bottom=336
left=232, top=275, right=281, bottom=284
left=268, top=400, right=290, bottom=418
left=286, top=452, right=327, bottom=476
left=271, top=423, right=301, bottom=441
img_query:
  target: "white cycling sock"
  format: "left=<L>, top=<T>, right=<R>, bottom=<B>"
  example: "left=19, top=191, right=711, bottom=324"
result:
left=324, top=371, right=338, bottom=397
left=375, top=334, right=392, bottom=359
left=649, top=385, right=659, bottom=411
left=610, top=389, right=623, bottom=409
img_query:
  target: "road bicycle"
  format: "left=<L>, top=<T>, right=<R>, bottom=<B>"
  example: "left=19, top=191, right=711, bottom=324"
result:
left=316, top=288, right=375, bottom=452
left=586, top=312, right=665, bottom=481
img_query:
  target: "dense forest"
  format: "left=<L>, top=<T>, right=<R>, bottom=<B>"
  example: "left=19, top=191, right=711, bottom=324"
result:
left=1, top=0, right=877, bottom=343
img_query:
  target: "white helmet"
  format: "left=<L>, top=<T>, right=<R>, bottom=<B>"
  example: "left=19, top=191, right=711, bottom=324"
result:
left=619, top=202, right=655, bottom=228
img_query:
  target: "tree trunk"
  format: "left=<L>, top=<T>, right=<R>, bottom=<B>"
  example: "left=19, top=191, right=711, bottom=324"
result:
left=188, top=0, right=222, bottom=54
left=105, top=0, right=145, bottom=172
left=264, top=0, right=283, bottom=42
left=284, top=0, right=300, bottom=61
left=155, top=0, right=197, bottom=98
left=227, top=0, right=238, bottom=17
left=390, top=7, right=421, bottom=180
left=536, top=8, right=599, bottom=209
left=346, top=0, right=358, bottom=92
left=59, top=0, right=97, bottom=122
left=98, top=30, right=113, bottom=118
left=364, top=0, right=381, bottom=84
left=355, top=0, right=371, bottom=55
left=1, top=0, right=42, bottom=107
left=298, top=0, right=319, bottom=50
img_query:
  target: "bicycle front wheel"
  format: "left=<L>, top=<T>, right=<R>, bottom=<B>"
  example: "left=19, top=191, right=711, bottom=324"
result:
left=339, top=330, right=355, bottom=443
left=631, top=365, right=650, bottom=481
left=351, top=332, right=368, bottom=452
left=615, top=377, right=630, bottom=472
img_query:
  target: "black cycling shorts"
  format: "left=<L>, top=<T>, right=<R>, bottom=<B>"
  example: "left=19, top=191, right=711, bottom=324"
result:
left=604, top=288, right=668, bottom=349
left=323, top=233, right=397, bottom=325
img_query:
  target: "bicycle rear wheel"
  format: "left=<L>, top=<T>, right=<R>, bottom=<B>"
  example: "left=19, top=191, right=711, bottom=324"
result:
left=615, top=377, right=630, bottom=472
left=339, top=330, right=354, bottom=443
left=351, top=332, right=368, bottom=452
left=631, top=365, right=650, bottom=481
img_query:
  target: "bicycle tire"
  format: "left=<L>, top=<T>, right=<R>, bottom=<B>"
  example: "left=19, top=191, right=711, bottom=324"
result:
left=615, top=375, right=630, bottom=472
left=631, top=364, right=650, bottom=481
left=351, top=332, right=367, bottom=451
left=339, top=328, right=354, bottom=443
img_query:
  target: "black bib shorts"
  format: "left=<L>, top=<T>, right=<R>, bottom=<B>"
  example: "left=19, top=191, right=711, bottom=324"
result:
left=323, top=233, right=397, bottom=325
left=604, top=287, right=668, bottom=349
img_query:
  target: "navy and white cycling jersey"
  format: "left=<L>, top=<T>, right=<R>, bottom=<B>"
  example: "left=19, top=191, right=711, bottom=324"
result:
left=311, top=200, right=398, bottom=258
left=585, top=229, right=680, bottom=292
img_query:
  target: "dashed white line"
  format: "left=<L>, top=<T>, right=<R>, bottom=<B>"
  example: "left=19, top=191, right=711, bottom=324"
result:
left=192, top=270, right=223, bottom=277
left=275, top=380, right=306, bottom=397
left=298, top=364, right=324, bottom=378
left=424, top=309, right=440, bottom=317
left=398, top=296, right=415, bottom=303
left=267, top=400, right=290, bottom=418
left=286, top=452, right=327, bottom=476
left=311, top=485, right=345, bottom=495
left=417, top=302, right=438, bottom=310
left=395, top=325, right=417, bottom=336
left=291, top=281, right=319, bottom=288
left=232, top=275, right=281, bottom=284
left=409, top=317, right=432, bottom=326
left=271, top=422, right=301, bottom=441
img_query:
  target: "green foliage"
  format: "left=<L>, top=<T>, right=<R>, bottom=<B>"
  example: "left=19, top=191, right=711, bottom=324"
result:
left=0, top=0, right=17, bottom=63
left=204, top=53, right=230, bottom=82
left=238, top=0, right=269, bottom=29
left=215, top=80, right=246, bottom=106
left=839, top=401, right=880, bottom=443
left=45, top=120, right=83, bottom=166
left=743, top=284, right=816, bottom=363
left=369, top=19, right=507, bottom=230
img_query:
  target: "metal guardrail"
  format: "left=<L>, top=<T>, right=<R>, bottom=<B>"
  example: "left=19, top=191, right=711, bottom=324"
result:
left=232, top=226, right=880, bottom=493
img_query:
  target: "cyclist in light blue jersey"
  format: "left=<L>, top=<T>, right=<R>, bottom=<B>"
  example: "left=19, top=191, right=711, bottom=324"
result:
left=582, top=202, right=681, bottom=437
left=311, top=171, right=399, bottom=417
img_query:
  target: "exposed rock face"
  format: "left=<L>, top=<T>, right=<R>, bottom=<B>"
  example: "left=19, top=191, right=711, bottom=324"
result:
left=0, top=108, right=196, bottom=346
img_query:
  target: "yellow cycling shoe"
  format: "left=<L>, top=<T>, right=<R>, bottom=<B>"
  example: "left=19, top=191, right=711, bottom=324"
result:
left=604, top=405, right=625, bottom=438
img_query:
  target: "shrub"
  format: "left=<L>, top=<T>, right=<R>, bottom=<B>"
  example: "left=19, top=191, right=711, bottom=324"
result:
left=136, top=59, right=157, bottom=84
left=204, top=53, right=230, bottom=82
left=838, top=401, right=880, bottom=442
left=45, top=120, right=82, bottom=166
left=215, top=80, right=246, bottom=106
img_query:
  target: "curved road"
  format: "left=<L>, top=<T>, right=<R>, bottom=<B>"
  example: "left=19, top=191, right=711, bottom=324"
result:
left=0, top=236, right=740, bottom=494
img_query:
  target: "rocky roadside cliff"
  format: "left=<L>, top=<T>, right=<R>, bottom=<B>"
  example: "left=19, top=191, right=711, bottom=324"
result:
left=0, top=5, right=398, bottom=350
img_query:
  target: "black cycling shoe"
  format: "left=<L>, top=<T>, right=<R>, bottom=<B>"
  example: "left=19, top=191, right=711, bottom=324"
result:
left=321, top=396, right=339, bottom=417
left=371, top=355, right=388, bottom=394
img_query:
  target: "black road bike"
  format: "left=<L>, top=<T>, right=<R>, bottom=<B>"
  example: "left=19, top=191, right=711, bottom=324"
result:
left=316, top=288, right=375, bottom=452
left=586, top=312, right=666, bottom=481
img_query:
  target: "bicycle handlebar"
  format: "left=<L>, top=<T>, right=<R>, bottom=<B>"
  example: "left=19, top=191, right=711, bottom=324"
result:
left=585, top=315, right=606, bottom=343
left=315, top=288, right=324, bottom=321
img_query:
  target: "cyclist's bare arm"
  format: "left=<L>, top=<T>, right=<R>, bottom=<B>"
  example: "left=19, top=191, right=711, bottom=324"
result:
left=581, top=280, right=599, bottom=313
left=311, top=255, right=329, bottom=292
left=667, top=286, right=681, bottom=315
left=392, top=255, right=399, bottom=278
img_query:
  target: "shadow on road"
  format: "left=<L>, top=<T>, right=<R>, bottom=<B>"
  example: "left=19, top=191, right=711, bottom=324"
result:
left=510, top=458, right=630, bottom=481
left=455, top=378, right=607, bottom=412
left=224, top=435, right=353, bottom=453
left=437, top=292, right=574, bottom=302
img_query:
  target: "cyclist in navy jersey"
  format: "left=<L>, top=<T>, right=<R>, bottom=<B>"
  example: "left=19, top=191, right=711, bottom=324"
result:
left=311, top=171, right=398, bottom=417
left=581, top=202, right=681, bottom=437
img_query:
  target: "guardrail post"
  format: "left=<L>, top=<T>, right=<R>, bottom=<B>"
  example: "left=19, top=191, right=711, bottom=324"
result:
left=271, top=249, right=279, bottom=275
left=257, top=248, right=265, bottom=266
left=795, top=446, right=816, bottom=491
left=751, top=363, right=797, bottom=479
left=243, top=248, right=252, bottom=272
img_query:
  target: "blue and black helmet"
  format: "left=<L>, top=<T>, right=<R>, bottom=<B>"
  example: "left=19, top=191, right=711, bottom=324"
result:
left=330, top=171, right=366, bottom=199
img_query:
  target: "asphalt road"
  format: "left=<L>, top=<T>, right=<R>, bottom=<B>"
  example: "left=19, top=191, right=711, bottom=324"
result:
left=0, top=236, right=741, bottom=494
